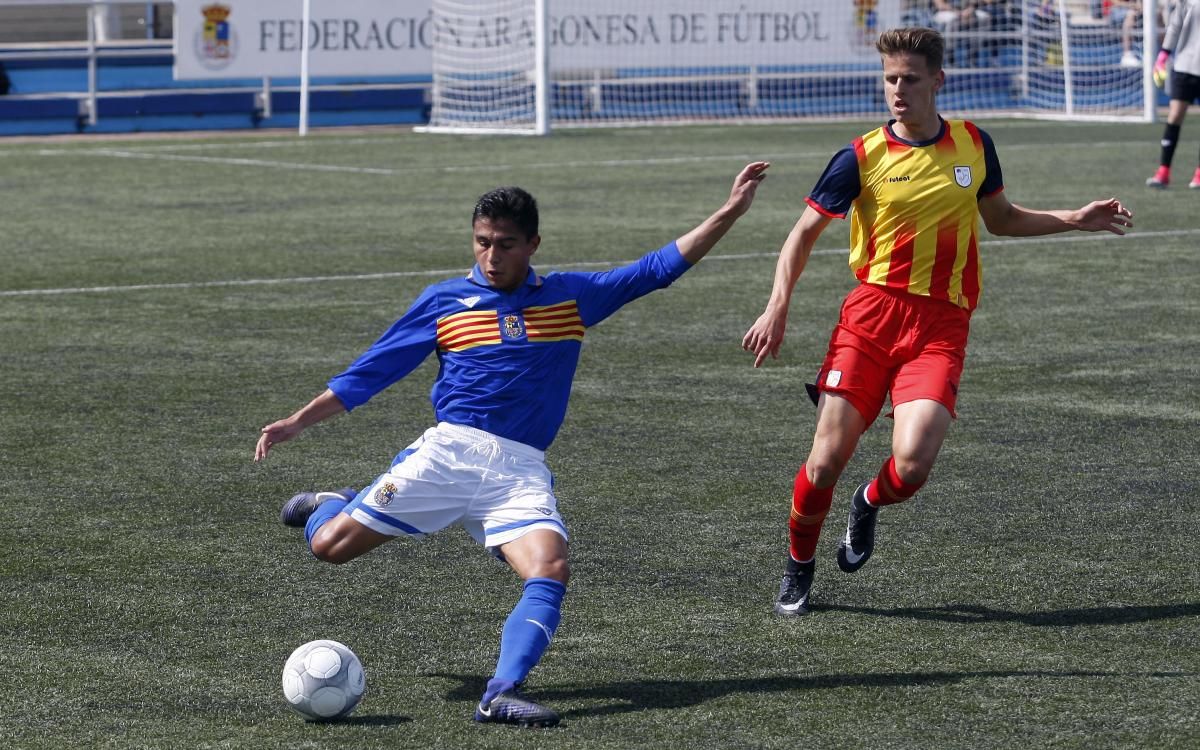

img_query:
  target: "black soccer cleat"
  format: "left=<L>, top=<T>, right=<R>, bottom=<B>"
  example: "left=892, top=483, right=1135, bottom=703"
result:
left=474, top=687, right=560, bottom=728
left=279, top=487, right=357, bottom=527
left=774, top=557, right=816, bottom=616
left=836, top=482, right=879, bottom=573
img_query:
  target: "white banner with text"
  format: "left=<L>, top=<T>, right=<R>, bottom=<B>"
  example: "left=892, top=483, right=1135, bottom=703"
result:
left=174, top=0, right=901, bottom=80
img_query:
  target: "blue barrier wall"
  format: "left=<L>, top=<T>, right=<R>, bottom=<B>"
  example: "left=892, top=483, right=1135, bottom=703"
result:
left=0, top=51, right=431, bottom=135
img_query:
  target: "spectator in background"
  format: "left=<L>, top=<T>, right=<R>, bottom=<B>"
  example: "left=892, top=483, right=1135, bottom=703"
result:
left=903, top=0, right=937, bottom=28
left=979, top=0, right=1023, bottom=64
left=979, top=0, right=1022, bottom=29
left=1029, top=0, right=1063, bottom=64
left=1110, top=0, right=1146, bottom=67
left=933, top=0, right=992, bottom=65
left=933, top=0, right=992, bottom=29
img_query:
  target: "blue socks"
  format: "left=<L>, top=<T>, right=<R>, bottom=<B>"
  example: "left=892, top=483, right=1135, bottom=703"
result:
left=304, top=499, right=347, bottom=548
left=482, top=577, right=567, bottom=705
left=297, top=502, right=566, bottom=708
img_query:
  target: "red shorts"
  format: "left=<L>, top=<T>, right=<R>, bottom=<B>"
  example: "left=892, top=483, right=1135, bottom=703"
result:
left=816, top=283, right=970, bottom=424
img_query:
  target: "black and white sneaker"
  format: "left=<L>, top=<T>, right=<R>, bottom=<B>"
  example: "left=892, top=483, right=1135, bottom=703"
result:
left=474, top=687, right=560, bottom=728
left=279, top=487, right=357, bottom=527
left=774, top=558, right=815, bottom=616
left=836, top=482, right=878, bottom=573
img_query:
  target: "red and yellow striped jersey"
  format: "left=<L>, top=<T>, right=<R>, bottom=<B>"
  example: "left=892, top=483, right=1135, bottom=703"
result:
left=807, top=119, right=1003, bottom=312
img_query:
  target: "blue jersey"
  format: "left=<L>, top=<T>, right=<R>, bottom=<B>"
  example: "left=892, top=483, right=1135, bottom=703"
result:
left=328, top=242, right=692, bottom=451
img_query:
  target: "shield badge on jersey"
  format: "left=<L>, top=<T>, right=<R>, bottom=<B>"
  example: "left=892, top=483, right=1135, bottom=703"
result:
left=501, top=313, right=526, bottom=341
left=954, top=166, right=973, bottom=188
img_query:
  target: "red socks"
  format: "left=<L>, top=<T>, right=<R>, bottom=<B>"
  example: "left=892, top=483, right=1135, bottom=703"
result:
left=867, top=456, right=924, bottom=507
left=788, top=464, right=834, bottom=563
left=787, top=456, right=925, bottom=561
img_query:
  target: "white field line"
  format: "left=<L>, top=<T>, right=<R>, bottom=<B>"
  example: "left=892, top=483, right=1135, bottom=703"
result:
left=32, top=136, right=401, bottom=153
left=53, top=148, right=403, bottom=175
left=29, top=139, right=1142, bottom=175
left=34, top=147, right=821, bottom=174
left=2, top=229, right=1194, bottom=298
left=21, top=130, right=1142, bottom=155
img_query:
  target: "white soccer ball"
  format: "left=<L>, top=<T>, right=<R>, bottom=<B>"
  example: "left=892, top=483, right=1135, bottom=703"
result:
left=281, top=639, right=366, bottom=721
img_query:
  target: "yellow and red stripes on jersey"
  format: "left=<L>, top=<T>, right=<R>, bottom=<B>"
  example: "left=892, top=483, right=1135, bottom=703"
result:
left=849, top=120, right=986, bottom=311
left=437, top=301, right=584, bottom=353
left=524, top=301, right=585, bottom=343
left=437, top=310, right=500, bottom=352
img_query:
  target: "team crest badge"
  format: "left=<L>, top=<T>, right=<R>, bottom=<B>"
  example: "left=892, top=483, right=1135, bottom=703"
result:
left=195, top=4, right=237, bottom=71
left=954, top=166, right=973, bottom=188
left=501, top=313, right=525, bottom=341
left=374, top=482, right=398, bottom=506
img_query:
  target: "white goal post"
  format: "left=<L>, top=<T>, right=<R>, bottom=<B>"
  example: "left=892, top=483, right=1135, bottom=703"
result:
left=418, top=0, right=1161, bottom=135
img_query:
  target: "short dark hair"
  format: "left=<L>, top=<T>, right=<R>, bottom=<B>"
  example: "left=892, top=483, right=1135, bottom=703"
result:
left=876, top=27, right=944, bottom=73
left=472, top=186, right=539, bottom=239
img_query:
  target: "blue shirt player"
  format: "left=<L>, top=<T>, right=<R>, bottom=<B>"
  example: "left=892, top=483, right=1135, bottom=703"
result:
left=254, top=161, right=770, bottom=728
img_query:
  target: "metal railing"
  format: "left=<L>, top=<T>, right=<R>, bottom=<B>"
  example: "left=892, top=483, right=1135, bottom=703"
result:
left=0, top=1, right=170, bottom=124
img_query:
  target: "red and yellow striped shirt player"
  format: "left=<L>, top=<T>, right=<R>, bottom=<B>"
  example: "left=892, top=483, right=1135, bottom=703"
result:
left=808, top=118, right=1003, bottom=312
left=742, top=26, right=1134, bottom=618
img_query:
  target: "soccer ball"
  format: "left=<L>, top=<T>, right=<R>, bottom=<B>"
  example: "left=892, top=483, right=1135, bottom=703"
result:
left=281, top=639, right=366, bottom=721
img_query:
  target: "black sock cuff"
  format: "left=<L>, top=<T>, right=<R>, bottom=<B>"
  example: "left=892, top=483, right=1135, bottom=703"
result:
left=786, top=556, right=815, bottom=574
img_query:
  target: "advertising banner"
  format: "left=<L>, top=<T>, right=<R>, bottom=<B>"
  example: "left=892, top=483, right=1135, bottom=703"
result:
left=174, top=0, right=901, bottom=80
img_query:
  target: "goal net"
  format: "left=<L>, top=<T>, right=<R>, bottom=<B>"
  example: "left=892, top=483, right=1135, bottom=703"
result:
left=417, top=0, right=549, bottom=135
left=420, top=0, right=1159, bottom=134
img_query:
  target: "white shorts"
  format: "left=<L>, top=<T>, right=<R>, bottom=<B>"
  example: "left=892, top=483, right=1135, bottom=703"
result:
left=345, top=422, right=567, bottom=552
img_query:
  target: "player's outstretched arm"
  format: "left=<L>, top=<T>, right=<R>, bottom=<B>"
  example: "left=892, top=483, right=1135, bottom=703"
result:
left=1071, top=198, right=1136, bottom=234
left=979, top=192, right=1134, bottom=237
left=675, top=161, right=770, bottom=264
left=742, top=206, right=833, bottom=368
left=254, top=388, right=347, bottom=462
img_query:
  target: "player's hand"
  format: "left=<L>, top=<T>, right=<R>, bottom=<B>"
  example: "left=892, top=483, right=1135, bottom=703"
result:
left=1153, top=50, right=1170, bottom=88
left=742, top=306, right=788, bottom=368
left=255, top=418, right=303, bottom=462
left=1076, top=198, right=1134, bottom=236
left=726, top=161, right=771, bottom=218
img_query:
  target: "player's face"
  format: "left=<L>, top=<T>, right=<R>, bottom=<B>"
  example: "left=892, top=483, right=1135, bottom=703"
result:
left=472, top=216, right=540, bottom=292
left=881, top=52, right=943, bottom=130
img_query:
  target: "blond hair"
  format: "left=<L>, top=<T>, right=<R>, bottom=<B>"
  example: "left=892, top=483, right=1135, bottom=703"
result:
left=876, top=27, right=945, bottom=72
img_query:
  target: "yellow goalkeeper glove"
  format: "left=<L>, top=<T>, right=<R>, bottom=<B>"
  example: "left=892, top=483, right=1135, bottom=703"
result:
left=1153, top=50, right=1170, bottom=89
